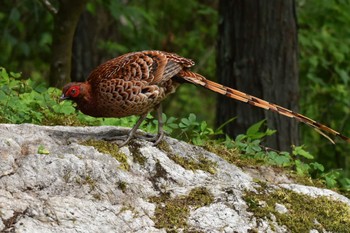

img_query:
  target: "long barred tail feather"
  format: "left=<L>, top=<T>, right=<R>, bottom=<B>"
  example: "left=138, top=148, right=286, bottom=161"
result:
left=178, top=70, right=350, bottom=144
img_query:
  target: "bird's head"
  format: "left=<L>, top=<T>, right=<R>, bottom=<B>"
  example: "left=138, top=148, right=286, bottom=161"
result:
left=60, top=82, right=87, bottom=101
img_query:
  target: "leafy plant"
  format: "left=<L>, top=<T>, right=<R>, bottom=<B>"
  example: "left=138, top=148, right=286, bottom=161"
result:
left=0, top=1, right=53, bottom=77
left=143, top=113, right=220, bottom=146
left=234, top=120, right=276, bottom=158
left=176, top=113, right=214, bottom=145
left=298, top=0, right=350, bottom=172
left=229, top=118, right=350, bottom=190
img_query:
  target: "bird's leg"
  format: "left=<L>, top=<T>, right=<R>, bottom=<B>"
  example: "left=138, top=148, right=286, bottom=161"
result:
left=136, top=104, right=165, bottom=145
left=109, top=105, right=165, bottom=147
left=118, top=113, right=148, bottom=147
left=153, top=104, right=165, bottom=145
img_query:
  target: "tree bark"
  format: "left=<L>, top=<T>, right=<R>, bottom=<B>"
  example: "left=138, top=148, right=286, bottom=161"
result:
left=216, top=0, right=299, bottom=151
left=71, top=7, right=119, bottom=82
left=71, top=11, right=99, bottom=82
left=49, top=0, right=87, bottom=87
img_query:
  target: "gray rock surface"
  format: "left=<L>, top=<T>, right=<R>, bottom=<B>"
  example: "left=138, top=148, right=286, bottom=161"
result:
left=0, top=124, right=349, bottom=233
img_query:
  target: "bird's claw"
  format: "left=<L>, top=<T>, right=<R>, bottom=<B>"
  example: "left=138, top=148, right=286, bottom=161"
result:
left=104, top=132, right=165, bottom=147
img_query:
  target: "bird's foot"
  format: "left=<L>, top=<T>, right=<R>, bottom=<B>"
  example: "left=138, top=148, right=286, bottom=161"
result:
left=137, top=131, right=165, bottom=146
left=111, top=133, right=165, bottom=147
left=101, top=135, right=130, bottom=147
left=102, top=135, right=128, bottom=141
left=101, top=131, right=165, bottom=147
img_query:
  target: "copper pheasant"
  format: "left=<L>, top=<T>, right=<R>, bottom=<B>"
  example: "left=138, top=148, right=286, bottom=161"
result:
left=61, top=50, right=350, bottom=146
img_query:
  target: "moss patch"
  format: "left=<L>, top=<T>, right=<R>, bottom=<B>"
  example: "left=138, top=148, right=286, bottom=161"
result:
left=74, top=174, right=103, bottom=201
left=170, top=154, right=217, bottom=175
left=205, top=143, right=259, bottom=167
left=156, top=141, right=217, bottom=174
left=244, top=184, right=350, bottom=232
left=117, top=181, right=128, bottom=192
left=150, top=187, right=214, bottom=231
left=128, top=141, right=147, bottom=166
left=156, top=140, right=173, bottom=154
left=80, top=139, right=129, bottom=170
left=42, top=114, right=85, bottom=126
left=75, top=175, right=97, bottom=190
left=154, top=160, right=168, bottom=179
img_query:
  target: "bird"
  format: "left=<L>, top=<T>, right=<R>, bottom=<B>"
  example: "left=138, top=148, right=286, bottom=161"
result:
left=60, top=50, right=350, bottom=146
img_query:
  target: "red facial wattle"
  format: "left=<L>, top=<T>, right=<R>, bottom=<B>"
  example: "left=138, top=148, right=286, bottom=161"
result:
left=67, top=86, right=80, bottom=98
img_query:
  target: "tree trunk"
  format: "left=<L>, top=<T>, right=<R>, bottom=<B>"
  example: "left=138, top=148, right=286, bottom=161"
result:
left=49, top=0, right=87, bottom=87
left=71, top=7, right=123, bottom=82
left=216, top=0, right=299, bottom=151
left=71, top=10, right=99, bottom=82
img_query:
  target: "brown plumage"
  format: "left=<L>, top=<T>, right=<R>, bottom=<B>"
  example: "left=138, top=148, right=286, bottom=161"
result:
left=61, top=50, right=350, bottom=146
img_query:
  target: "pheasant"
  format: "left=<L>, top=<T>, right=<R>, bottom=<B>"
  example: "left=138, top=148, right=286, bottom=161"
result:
left=60, top=50, right=350, bottom=146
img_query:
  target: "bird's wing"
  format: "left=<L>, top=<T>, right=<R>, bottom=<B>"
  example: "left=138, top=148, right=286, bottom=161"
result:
left=87, top=50, right=194, bottom=86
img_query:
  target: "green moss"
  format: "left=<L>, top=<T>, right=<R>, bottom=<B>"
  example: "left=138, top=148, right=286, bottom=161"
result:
left=170, top=154, right=217, bottom=174
left=42, top=113, right=85, bottom=126
left=84, top=175, right=96, bottom=189
left=290, top=173, right=325, bottom=188
left=150, top=187, right=214, bottom=231
left=244, top=184, right=350, bottom=232
left=205, top=143, right=260, bottom=167
left=154, top=160, right=168, bottom=180
left=74, top=175, right=97, bottom=191
left=156, top=140, right=217, bottom=174
left=80, top=139, right=129, bottom=170
left=92, top=193, right=102, bottom=200
left=128, top=142, right=147, bottom=166
left=119, top=204, right=136, bottom=214
left=156, top=140, right=173, bottom=154
left=118, top=181, right=127, bottom=192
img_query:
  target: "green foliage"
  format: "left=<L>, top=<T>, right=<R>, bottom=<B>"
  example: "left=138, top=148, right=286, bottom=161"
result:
left=0, top=1, right=53, bottom=77
left=0, top=67, right=54, bottom=124
left=298, top=0, right=350, bottom=171
left=176, top=113, right=216, bottom=145
left=96, top=0, right=217, bottom=73
left=142, top=112, right=220, bottom=146
left=230, top=119, right=350, bottom=191
left=234, top=120, right=276, bottom=157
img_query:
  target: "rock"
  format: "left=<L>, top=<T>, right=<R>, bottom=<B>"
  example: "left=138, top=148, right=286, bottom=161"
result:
left=274, top=203, right=288, bottom=214
left=0, top=124, right=349, bottom=232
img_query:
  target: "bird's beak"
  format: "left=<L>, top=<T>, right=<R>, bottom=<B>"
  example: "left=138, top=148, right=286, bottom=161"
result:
left=60, top=94, right=69, bottom=101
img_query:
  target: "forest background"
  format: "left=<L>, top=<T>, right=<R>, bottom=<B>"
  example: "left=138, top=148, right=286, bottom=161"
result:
left=1, top=0, right=350, bottom=190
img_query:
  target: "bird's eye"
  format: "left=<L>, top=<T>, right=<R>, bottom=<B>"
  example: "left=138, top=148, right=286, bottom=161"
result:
left=67, top=86, right=80, bottom=98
